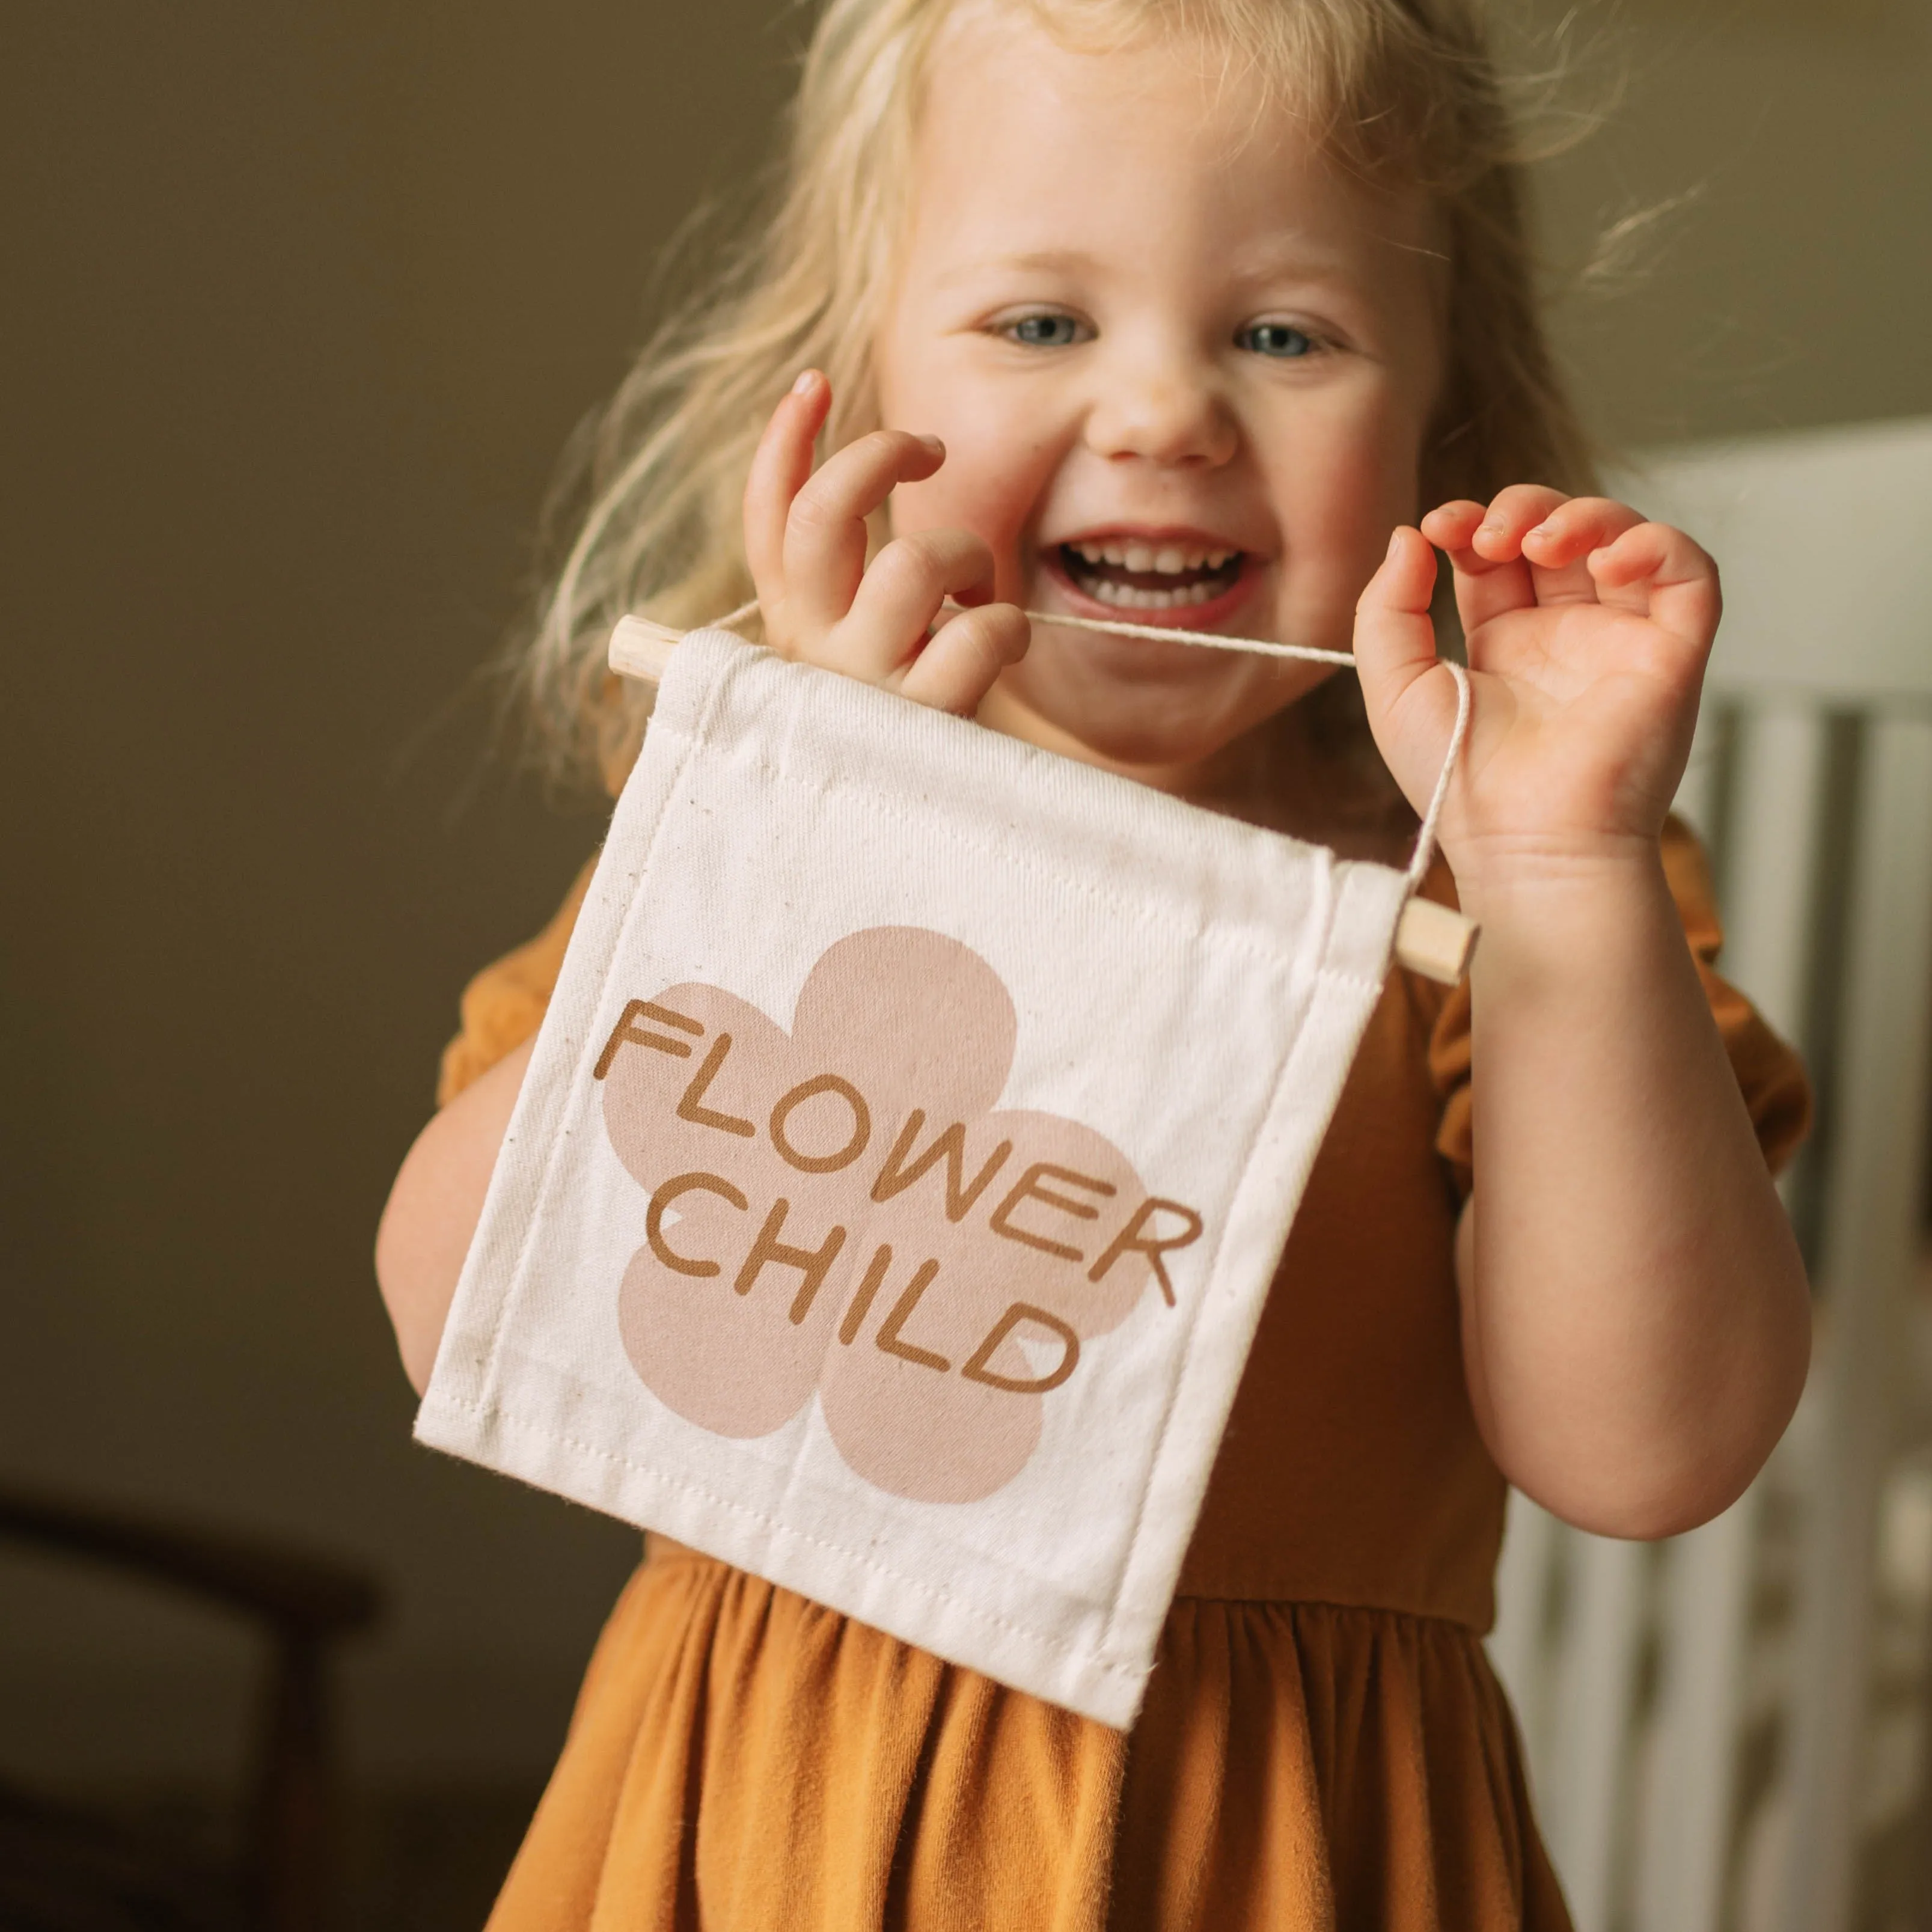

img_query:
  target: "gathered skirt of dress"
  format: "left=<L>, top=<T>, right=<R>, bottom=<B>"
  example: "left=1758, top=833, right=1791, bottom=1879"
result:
left=486, top=1550, right=1571, bottom=1932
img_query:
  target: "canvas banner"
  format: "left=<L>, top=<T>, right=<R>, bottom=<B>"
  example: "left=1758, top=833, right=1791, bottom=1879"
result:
left=417, top=628, right=1411, bottom=1728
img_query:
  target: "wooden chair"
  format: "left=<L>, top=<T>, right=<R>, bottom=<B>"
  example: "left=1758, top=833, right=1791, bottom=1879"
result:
left=1486, top=415, right=1932, bottom=1932
left=0, top=1484, right=382, bottom=1932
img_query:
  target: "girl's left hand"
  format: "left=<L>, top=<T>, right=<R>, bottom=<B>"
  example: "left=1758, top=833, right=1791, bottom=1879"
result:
left=1353, top=486, right=1720, bottom=893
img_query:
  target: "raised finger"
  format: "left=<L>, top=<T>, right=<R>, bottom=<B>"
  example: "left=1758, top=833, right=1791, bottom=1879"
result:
left=1421, top=490, right=1557, bottom=634
left=1417, top=499, right=1490, bottom=557
left=899, top=603, right=1030, bottom=715
left=1469, top=485, right=1574, bottom=564
left=822, top=527, right=995, bottom=683
left=1586, top=520, right=1722, bottom=655
left=783, top=429, right=946, bottom=639
left=743, top=370, right=831, bottom=603
left=1518, top=495, right=1648, bottom=578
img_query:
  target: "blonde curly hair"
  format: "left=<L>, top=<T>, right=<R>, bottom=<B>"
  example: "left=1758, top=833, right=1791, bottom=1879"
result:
left=516, top=0, right=1595, bottom=793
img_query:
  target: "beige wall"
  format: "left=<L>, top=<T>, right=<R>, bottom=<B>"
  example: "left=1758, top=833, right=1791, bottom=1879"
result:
left=1533, top=0, right=1931, bottom=450
left=1, top=0, right=1925, bottom=1785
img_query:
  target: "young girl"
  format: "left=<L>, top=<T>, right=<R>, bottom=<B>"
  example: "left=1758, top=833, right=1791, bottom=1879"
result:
left=378, top=0, right=1814, bottom=1924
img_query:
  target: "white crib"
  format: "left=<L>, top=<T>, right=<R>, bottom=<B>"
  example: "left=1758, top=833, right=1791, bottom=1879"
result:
left=1485, top=417, right=1932, bottom=1932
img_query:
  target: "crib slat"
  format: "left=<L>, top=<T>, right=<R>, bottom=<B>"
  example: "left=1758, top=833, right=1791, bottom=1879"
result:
left=1548, top=1532, right=1650, bottom=1931
left=1776, top=717, right=1932, bottom=1932
left=1671, top=700, right=1726, bottom=851
left=1719, top=705, right=1830, bottom=1039
left=1637, top=1497, right=1762, bottom=1932
left=1488, top=1488, right=1562, bottom=1775
left=1631, top=704, right=1830, bottom=1932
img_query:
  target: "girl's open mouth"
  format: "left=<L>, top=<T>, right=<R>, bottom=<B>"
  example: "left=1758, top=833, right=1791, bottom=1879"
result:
left=1056, top=540, right=1245, bottom=613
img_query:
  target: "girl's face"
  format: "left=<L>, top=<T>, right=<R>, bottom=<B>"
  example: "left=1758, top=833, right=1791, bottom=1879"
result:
left=875, top=8, right=1446, bottom=786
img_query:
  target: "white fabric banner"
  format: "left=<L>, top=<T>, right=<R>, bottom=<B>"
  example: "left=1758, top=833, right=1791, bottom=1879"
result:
left=418, top=629, right=1411, bottom=1728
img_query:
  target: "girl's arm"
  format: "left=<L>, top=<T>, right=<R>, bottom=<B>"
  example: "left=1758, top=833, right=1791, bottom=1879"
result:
left=1449, top=846, right=1808, bottom=1539
left=1356, top=492, right=1812, bottom=1541
left=376, top=1037, right=533, bottom=1395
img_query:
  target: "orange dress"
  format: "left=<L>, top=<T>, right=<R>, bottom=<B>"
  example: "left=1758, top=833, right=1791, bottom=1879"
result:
left=438, top=824, right=1808, bottom=1932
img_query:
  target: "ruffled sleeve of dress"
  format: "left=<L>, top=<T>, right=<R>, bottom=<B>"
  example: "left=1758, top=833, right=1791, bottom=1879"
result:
left=1420, top=816, right=1813, bottom=1197
left=436, top=857, right=597, bottom=1107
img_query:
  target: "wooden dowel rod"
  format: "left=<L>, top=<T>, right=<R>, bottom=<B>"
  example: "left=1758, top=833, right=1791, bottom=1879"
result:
left=1393, top=895, right=1479, bottom=985
left=607, top=616, right=1479, bottom=983
left=610, top=614, right=683, bottom=682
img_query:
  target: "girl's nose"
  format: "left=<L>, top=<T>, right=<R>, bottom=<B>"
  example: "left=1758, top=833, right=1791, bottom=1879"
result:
left=1084, top=352, right=1239, bottom=469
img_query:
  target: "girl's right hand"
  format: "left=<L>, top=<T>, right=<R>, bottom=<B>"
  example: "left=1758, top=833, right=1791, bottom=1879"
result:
left=742, top=370, right=1029, bottom=715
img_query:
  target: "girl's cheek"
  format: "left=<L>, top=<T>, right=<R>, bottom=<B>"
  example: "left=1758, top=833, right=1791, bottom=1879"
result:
left=1288, top=406, right=1425, bottom=563
left=1266, top=436, right=1419, bottom=646
left=896, top=421, right=1060, bottom=588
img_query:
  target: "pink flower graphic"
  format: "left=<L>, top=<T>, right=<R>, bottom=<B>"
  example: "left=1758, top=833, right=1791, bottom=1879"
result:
left=595, top=927, right=1202, bottom=1503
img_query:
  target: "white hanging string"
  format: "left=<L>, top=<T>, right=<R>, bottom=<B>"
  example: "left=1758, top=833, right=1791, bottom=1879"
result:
left=952, top=605, right=1357, bottom=666
left=694, top=596, right=1470, bottom=895
left=1404, top=657, right=1469, bottom=891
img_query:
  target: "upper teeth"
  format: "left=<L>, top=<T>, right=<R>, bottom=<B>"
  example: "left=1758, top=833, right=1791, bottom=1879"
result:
left=1068, top=540, right=1236, bottom=573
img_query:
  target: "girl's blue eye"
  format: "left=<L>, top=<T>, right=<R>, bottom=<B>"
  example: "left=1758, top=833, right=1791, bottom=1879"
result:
left=1006, top=313, right=1083, bottom=348
left=1240, top=321, right=1316, bottom=359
